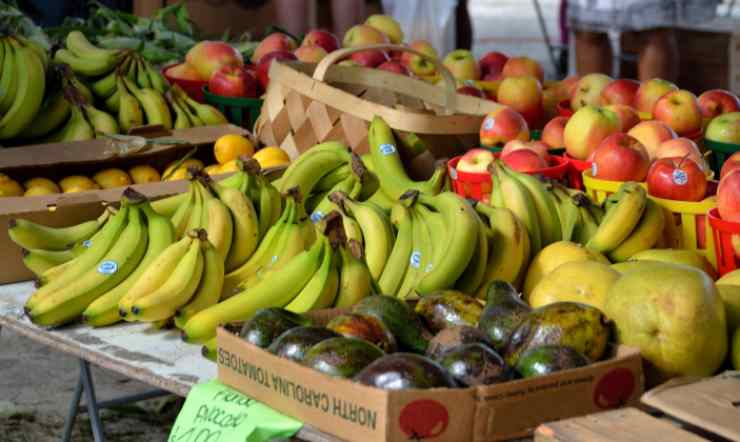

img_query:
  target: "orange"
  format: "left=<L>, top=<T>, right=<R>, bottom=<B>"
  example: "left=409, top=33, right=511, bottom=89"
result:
left=23, top=177, right=60, bottom=193
left=214, top=134, right=254, bottom=165
left=24, top=186, right=56, bottom=197
left=93, top=168, right=132, bottom=189
left=129, top=165, right=161, bottom=184
left=59, top=176, right=100, bottom=193
left=0, top=173, right=23, bottom=197
left=252, top=146, right=290, bottom=169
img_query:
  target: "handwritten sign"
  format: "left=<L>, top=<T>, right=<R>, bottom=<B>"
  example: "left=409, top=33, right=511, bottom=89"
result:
left=169, top=380, right=302, bottom=442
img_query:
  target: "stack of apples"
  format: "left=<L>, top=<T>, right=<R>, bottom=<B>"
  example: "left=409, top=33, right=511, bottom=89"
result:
left=717, top=151, right=740, bottom=259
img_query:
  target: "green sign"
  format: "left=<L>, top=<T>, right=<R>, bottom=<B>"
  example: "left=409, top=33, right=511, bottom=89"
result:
left=169, top=380, right=302, bottom=442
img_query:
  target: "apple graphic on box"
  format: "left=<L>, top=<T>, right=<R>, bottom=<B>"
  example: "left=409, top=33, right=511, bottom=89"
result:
left=627, top=120, right=677, bottom=160
left=718, top=169, right=740, bottom=222
left=705, top=112, right=740, bottom=144
left=478, top=51, right=508, bottom=79
left=571, top=73, right=612, bottom=110
left=542, top=116, right=568, bottom=148
left=377, top=60, right=410, bottom=76
left=563, top=105, right=619, bottom=160
left=166, top=62, right=201, bottom=81
left=479, top=107, right=530, bottom=147
left=293, top=45, right=328, bottom=63
left=593, top=368, right=636, bottom=409
left=502, top=139, right=549, bottom=161
left=256, top=50, right=298, bottom=90
left=603, top=104, right=640, bottom=132
left=343, top=24, right=388, bottom=48
left=457, top=148, right=495, bottom=173
left=443, top=49, right=480, bottom=81
left=655, top=138, right=708, bottom=172
left=251, top=33, right=296, bottom=64
left=365, top=14, right=404, bottom=44
left=601, top=79, right=640, bottom=106
left=497, top=75, right=543, bottom=127
left=208, top=65, right=258, bottom=98
left=301, top=29, right=339, bottom=53
left=652, top=90, right=703, bottom=136
left=502, top=149, right=548, bottom=173
left=350, top=49, right=389, bottom=68
left=698, top=89, right=740, bottom=119
left=634, top=78, right=678, bottom=115
left=501, top=56, right=544, bottom=82
left=721, top=152, right=740, bottom=179
left=591, top=133, right=650, bottom=181
left=186, top=41, right=244, bottom=81
left=457, top=84, right=485, bottom=98
left=399, top=400, right=449, bottom=440
left=647, top=156, right=708, bottom=202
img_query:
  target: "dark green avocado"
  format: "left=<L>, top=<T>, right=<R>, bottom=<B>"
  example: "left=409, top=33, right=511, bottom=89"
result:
left=353, top=295, right=428, bottom=353
left=415, top=290, right=483, bottom=333
left=426, top=325, right=494, bottom=360
left=326, top=313, right=397, bottom=353
left=477, top=280, right=531, bottom=352
left=303, top=337, right=385, bottom=378
left=514, top=345, right=590, bottom=378
left=438, top=343, right=512, bottom=386
left=354, top=353, right=458, bottom=390
left=239, top=307, right=311, bottom=348
left=267, top=326, right=339, bottom=363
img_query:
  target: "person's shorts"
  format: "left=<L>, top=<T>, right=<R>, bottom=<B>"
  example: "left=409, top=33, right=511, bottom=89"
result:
left=568, top=0, right=720, bottom=32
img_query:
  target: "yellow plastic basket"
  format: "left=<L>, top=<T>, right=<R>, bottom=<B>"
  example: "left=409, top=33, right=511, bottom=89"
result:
left=582, top=170, right=646, bottom=204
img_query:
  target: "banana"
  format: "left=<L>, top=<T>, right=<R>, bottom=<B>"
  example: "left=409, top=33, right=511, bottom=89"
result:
left=117, top=74, right=143, bottom=132
left=492, top=161, right=542, bottom=255
left=548, top=183, right=580, bottom=242
left=201, top=184, right=233, bottom=261
left=284, top=236, right=338, bottom=312
left=91, top=61, right=125, bottom=99
left=123, top=76, right=173, bottom=129
left=83, top=204, right=175, bottom=327
left=214, top=182, right=260, bottom=272
left=168, top=90, right=191, bottom=129
left=173, top=90, right=203, bottom=126
left=247, top=204, right=307, bottom=285
left=278, top=143, right=353, bottom=197
left=475, top=203, right=531, bottom=292
left=0, top=39, right=18, bottom=115
left=16, top=35, right=48, bottom=69
left=42, top=103, right=95, bottom=143
left=176, top=87, right=227, bottom=126
left=573, top=194, right=600, bottom=245
left=0, top=44, right=45, bottom=139
left=129, top=230, right=205, bottom=322
left=378, top=204, right=413, bottom=296
left=182, top=236, right=325, bottom=344
left=310, top=175, right=360, bottom=224
left=66, top=31, right=120, bottom=61
left=29, top=206, right=147, bottom=327
left=22, top=248, right=77, bottom=277
left=171, top=182, right=196, bottom=238
left=396, top=205, right=431, bottom=299
left=186, top=180, right=206, bottom=233
left=414, top=203, right=446, bottom=274
left=105, top=87, right=121, bottom=113
left=586, top=183, right=647, bottom=253
left=455, top=213, right=489, bottom=295
left=69, top=76, right=94, bottom=104
left=507, top=168, right=561, bottom=247
left=334, top=241, right=373, bottom=307
left=82, top=104, right=119, bottom=136
left=314, top=164, right=352, bottom=192
left=118, top=234, right=193, bottom=319
left=19, top=92, right=71, bottom=140
left=415, top=192, right=478, bottom=295
left=257, top=178, right=282, bottom=238
left=608, top=198, right=665, bottom=262
left=338, top=210, right=364, bottom=245
left=151, top=192, right=189, bottom=217
left=134, top=57, right=152, bottom=89
left=174, top=238, right=225, bottom=328
left=144, top=60, right=168, bottom=94
left=9, top=211, right=107, bottom=251
left=54, top=48, right=120, bottom=77
left=202, top=337, right=218, bottom=361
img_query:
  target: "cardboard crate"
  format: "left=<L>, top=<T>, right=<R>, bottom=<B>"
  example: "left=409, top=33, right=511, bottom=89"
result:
left=216, top=321, right=644, bottom=442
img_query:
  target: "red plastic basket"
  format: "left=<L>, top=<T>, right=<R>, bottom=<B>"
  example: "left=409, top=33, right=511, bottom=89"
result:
left=557, top=100, right=574, bottom=117
left=708, top=208, right=740, bottom=276
left=563, top=153, right=592, bottom=190
left=162, top=64, right=208, bottom=103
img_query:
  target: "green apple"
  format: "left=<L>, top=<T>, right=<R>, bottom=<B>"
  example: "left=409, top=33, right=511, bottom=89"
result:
left=705, top=112, right=740, bottom=144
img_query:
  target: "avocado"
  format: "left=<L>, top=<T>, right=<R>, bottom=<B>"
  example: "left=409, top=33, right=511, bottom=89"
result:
left=478, top=281, right=532, bottom=352
left=240, top=308, right=311, bottom=348
left=303, top=337, right=385, bottom=378
left=504, top=302, right=610, bottom=366
left=515, top=345, right=590, bottom=378
left=268, top=326, right=340, bottom=363
left=353, top=295, right=428, bottom=353
left=354, top=353, right=458, bottom=390
left=426, top=325, right=494, bottom=360
left=415, top=290, right=483, bottom=333
left=326, top=313, right=397, bottom=353
left=438, top=343, right=512, bottom=386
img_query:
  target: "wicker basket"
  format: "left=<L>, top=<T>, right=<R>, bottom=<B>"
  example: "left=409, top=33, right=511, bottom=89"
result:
left=254, top=44, right=503, bottom=163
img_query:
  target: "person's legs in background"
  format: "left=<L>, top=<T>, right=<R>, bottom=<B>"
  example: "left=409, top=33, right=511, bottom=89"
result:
left=331, top=0, right=366, bottom=37
left=456, top=0, right=472, bottom=50
left=574, top=30, right=612, bottom=75
left=636, top=28, right=678, bottom=82
left=275, top=0, right=310, bottom=37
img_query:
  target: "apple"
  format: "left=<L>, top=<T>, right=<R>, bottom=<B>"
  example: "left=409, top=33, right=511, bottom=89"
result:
left=627, top=120, right=677, bottom=159
left=293, top=45, right=328, bottom=63
left=301, top=29, right=339, bottom=53
left=652, top=90, right=703, bottom=136
left=603, top=104, right=640, bottom=131
left=655, top=138, right=708, bottom=172
left=502, top=139, right=549, bottom=160
left=457, top=148, right=495, bottom=173
left=166, top=62, right=201, bottom=81
left=478, top=51, right=508, bottom=79
left=208, top=65, right=258, bottom=98
left=457, top=84, right=485, bottom=98
left=342, top=24, right=388, bottom=48
left=721, top=152, right=740, bottom=179
left=560, top=75, right=581, bottom=97
left=591, top=133, right=650, bottom=181
left=256, top=50, right=297, bottom=90
left=251, top=33, right=296, bottom=64
left=443, top=49, right=480, bottom=81
left=349, top=49, right=389, bottom=68
left=479, top=107, right=530, bottom=147
left=401, top=40, right=438, bottom=77
left=502, top=149, right=548, bottom=172
left=365, top=14, right=404, bottom=44
left=718, top=169, right=740, bottom=222
left=571, top=73, right=612, bottom=110
left=501, top=56, right=544, bottom=82
left=705, top=112, right=740, bottom=144
left=601, top=79, right=640, bottom=106
left=542, top=87, right=563, bottom=120
left=542, top=116, right=568, bottom=148
left=647, top=156, right=708, bottom=202
left=634, top=78, right=678, bottom=115
left=698, top=89, right=740, bottom=120
left=337, top=59, right=359, bottom=67
left=186, top=41, right=244, bottom=81
left=377, top=61, right=410, bottom=76
left=563, top=105, right=620, bottom=160
left=496, top=75, right=543, bottom=126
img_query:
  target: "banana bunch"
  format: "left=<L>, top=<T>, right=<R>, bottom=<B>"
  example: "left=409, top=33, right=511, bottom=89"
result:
left=0, top=35, right=47, bottom=140
left=166, top=84, right=228, bottom=129
left=54, top=31, right=126, bottom=78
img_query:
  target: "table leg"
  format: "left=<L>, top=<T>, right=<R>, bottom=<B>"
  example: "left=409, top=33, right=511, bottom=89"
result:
left=79, top=359, right=106, bottom=442
left=61, top=372, right=84, bottom=442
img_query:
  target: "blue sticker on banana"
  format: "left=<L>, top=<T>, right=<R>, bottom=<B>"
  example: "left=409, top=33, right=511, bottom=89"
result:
left=97, top=260, right=118, bottom=275
left=379, top=143, right=397, bottom=156
left=410, top=251, right=422, bottom=269
left=310, top=211, right=324, bottom=224
left=82, top=240, right=92, bottom=248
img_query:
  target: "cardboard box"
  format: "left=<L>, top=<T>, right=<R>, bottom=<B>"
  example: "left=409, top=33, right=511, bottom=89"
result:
left=216, top=323, right=644, bottom=442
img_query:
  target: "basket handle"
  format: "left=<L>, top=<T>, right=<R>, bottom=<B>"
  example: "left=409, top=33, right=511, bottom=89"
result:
left=312, top=44, right=457, bottom=111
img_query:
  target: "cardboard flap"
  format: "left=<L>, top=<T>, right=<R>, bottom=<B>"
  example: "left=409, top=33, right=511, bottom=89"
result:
left=641, top=371, right=740, bottom=441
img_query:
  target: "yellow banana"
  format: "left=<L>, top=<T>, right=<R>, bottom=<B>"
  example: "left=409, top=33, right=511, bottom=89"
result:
left=82, top=104, right=119, bottom=137
left=123, top=76, right=172, bottom=129
left=377, top=204, right=413, bottom=296
left=608, top=198, right=665, bottom=262
left=43, top=103, right=95, bottom=143
left=174, top=239, right=225, bottom=328
left=396, top=206, right=431, bottom=299
left=22, top=248, right=77, bottom=277
left=177, top=87, right=227, bottom=126
left=151, top=192, right=189, bottom=217
left=586, top=182, right=647, bottom=253
left=200, top=184, right=233, bottom=261
left=476, top=203, right=531, bottom=293
left=284, top=236, right=338, bottom=312
left=116, top=74, right=143, bottom=132
left=506, top=167, right=562, bottom=247
left=492, top=161, right=542, bottom=255
left=334, top=242, right=373, bottom=307
left=454, top=213, right=489, bottom=295
left=9, top=213, right=103, bottom=251
left=214, top=182, right=259, bottom=271
left=171, top=182, right=196, bottom=238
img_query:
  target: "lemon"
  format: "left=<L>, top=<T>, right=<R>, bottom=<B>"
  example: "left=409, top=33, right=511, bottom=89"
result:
left=59, top=176, right=100, bottom=193
left=23, top=177, right=60, bottom=194
left=24, top=186, right=57, bottom=197
left=252, top=146, right=290, bottom=169
left=93, top=168, right=132, bottom=189
left=214, top=134, right=254, bottom=165
left=219, top=159, right=243, bottom=173
left=0, top=173, right=24, bottom=197
left=163, top=158, right=204, bottom=181
left=129, top=165, right=161, bottom=184
left=203, top=164, right=222, bottom=176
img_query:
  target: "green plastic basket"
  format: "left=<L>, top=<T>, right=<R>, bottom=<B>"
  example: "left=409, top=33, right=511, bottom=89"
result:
left=704, top=138, right=740, bottom=176
left=531, top=129, right=542, bottom=141
left=203, top=86, right=263, bottom=130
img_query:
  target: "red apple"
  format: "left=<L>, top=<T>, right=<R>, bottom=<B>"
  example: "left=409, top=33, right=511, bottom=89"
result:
left=542, top=116, right=568, bottom=148
left=698, top=89, right=740, bottom=119
left=342, top=24, right=388, bottom=48
left=718, top=169, right=740, bottom=222
left=301, top=29, right=340, bottom=53
left=627, top=120, right=677, bottom=160
left=350, top=49, right=389, bottom=68
left=601, top=79, right=640, bottom=106
left=634, top=78, right=678, bottom=115
left=208, top=65, right=258, bottom=98
left=591, top=133, right=650, bottom=181
left=501, top=57, right=544, bottom=82
left=497, top=75, right=543, bottom=127
left=166, top=62, right=201, bottom=81
left=457, top=148, right=495, bottom=173
left=251, top=33, right=296, bottom=64
left=564, top=105, right=620, bottom=160
left=377, top=60, right=410, bottom=76
left=478, top=51, right=508, bottom=79
left=653, top=90, right=703, bottom=136
left=721, top=152, right=740, bottom=179
left=647, top=156, right=708, bottom=202
left=501, top=139, right=549, bottom=161
left=603, top=105, right=640, bottom=132
left=560, top=75, right=581, bottom=97
left=293, top=45, right=328, bottom=63
left=457, top=84, right=485, bottom=98
left=186, top=41, right=244, bottom=81
left=655, top=138, right=708, bottom=172
left=443, top=49, right=480, bottom=81
left=256, top=50, right=298, bottom=90
left=479, top=107, right=530, bottom=147
left=501, top=149, right=547, bottom=173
